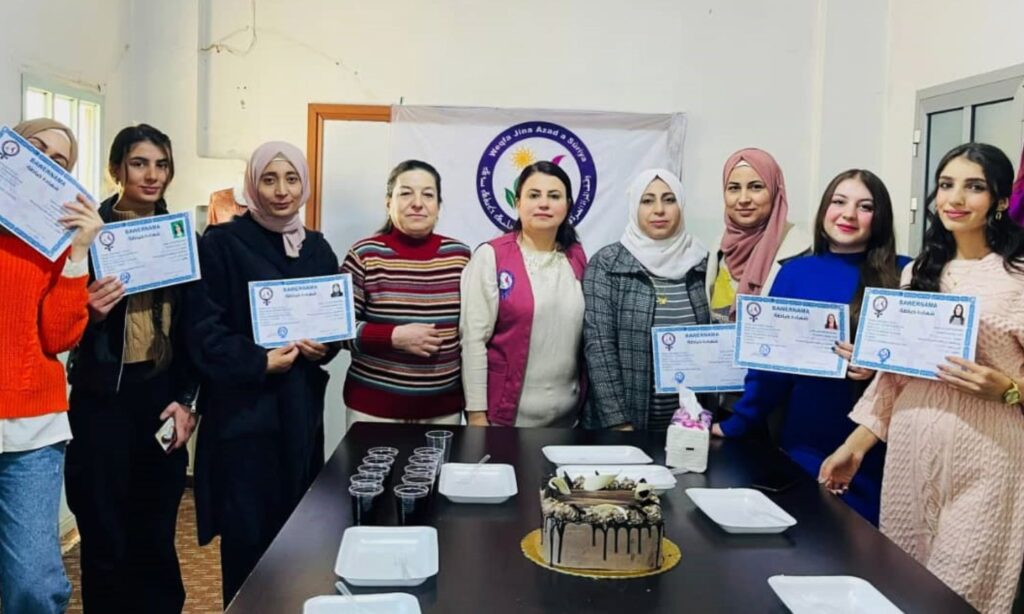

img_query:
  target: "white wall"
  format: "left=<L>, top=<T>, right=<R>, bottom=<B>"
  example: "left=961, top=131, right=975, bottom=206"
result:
left=881, top=0, right=1024, bottom=254
left=127, top=0, right=891, bottom=243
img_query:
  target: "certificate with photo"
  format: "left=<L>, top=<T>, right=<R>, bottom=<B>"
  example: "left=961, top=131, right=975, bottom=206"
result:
left=734, top=295, right=849, bottom=379
left=851, top=288, right=978, bottom=379
left=651, top=324, right=747, bottom=393
left=0, top=125, right=95, bottom=261
left=248, top=274, right=356, bottom=348
left=90, top=212, right=200, bottom=295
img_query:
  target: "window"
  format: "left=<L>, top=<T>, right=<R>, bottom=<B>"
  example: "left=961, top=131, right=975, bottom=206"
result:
left=21, top=75, right=104, bottom=199
left=910, top=66, right=1024, bottom=254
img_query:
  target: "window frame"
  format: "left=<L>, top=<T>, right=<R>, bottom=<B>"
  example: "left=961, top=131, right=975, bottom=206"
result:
left=20, top=73, right=105, bottom=198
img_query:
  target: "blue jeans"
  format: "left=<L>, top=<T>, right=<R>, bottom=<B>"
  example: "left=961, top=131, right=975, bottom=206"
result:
left=0, top=443, right=72, bottom=614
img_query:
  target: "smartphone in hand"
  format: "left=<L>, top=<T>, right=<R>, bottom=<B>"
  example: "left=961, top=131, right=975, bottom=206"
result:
left=155, top=416, right=175, bottom=452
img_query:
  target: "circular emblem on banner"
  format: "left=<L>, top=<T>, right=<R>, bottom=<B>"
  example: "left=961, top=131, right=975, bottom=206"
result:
left=0, top=140, right=20, bottom=159
left=475, top=121, right=598, bottom=231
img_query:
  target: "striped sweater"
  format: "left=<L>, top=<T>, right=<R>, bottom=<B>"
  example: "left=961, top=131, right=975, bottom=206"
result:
left=340, top=229, right=470, bottom=419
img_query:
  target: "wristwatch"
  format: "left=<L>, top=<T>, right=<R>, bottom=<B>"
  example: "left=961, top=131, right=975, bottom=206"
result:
left=1002, top=380, right=1022, bottom=405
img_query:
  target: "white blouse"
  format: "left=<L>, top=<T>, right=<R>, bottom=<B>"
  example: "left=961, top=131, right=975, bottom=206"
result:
left=460, top=242, right=584, bottom=427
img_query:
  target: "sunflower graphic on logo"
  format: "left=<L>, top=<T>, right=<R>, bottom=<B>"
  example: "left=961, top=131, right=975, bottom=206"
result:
left=503, top=146, right=567, bottom=210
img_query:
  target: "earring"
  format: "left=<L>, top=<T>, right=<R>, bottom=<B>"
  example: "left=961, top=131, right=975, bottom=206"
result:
left=996, top=209, right=1004, bottom=220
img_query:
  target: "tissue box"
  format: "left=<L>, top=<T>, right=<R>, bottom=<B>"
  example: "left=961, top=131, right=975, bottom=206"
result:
left=665, top=409, right=711, bottom=473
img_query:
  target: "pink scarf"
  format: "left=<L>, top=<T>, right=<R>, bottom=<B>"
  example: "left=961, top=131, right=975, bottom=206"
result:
left=720, top=148, right=790, bottom=298
left=243, top=141, right=308, bottom=258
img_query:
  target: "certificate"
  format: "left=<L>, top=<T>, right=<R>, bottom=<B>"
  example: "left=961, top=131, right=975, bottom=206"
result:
left=734, top=295, right=849, bottom=378
left=851, top=288, right=978, bottom=379
left=248, top=274, right=356, bottom=348
left=0, top=125, right=95, bottom=261
left=651, top=324, right=747, bottom=393
left=90, top=212, right=200, bottom=295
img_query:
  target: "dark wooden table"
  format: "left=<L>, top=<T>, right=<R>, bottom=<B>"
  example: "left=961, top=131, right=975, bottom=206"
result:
left=226, top=423, right=974, bottom=613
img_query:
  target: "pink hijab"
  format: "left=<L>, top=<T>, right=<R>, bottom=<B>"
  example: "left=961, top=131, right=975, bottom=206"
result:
left=720, top=148, right=790, bottom=298
left=244, top=141, right=308, bottom=258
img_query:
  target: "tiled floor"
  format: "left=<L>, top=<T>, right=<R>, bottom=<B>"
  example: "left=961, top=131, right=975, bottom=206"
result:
left=63, top=489, right=224, bottom=613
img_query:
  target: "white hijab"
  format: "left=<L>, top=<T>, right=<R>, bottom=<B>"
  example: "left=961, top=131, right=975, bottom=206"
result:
left=619, top=169, right=707, bottom=279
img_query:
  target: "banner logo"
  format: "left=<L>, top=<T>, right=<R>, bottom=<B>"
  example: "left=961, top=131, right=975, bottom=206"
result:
left=475, top=121, right=597, bottom=231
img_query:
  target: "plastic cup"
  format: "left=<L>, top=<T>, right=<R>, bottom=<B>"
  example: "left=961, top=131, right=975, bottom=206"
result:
left=350, top=473, right=383, bottom=487
left=412, top=447, right=443, bottom=458
left=408, top=455, right=441, bottom=476
left=425, top=430, right=453, bottom=462
left=349, top=483, right=384, bottom=525
left=394, top=484, right=430, bottom=525
left=368, top=446, right=399, bottom=457
left=363, top=454, right=395, bottom=467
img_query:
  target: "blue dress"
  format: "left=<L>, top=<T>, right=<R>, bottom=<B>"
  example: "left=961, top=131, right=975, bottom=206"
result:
left=719, top=251, right=911, bottom=524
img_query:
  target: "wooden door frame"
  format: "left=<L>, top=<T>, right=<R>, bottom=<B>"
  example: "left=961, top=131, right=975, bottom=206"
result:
left=305, top=103, right=392, bottom=230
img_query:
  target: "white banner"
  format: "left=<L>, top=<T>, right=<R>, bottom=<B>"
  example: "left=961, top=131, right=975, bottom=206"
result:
left=388, top=105, right=686, bottom=256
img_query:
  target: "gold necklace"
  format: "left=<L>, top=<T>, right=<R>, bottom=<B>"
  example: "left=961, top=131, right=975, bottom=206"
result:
left=650, top=277, right=669, bottom=305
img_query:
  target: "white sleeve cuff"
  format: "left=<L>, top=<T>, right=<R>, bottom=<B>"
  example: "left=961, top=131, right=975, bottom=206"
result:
left=62, top=255, right=90, bottom=278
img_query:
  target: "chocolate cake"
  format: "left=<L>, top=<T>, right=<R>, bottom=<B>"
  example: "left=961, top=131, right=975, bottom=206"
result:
left=539, top=473, right=664, bottom=572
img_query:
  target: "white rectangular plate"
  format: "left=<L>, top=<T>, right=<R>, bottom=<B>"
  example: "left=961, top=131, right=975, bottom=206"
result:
left=438, top=463, right=517, bottom=503
left=768, top=575, right=903, bottom=614
left=542, top=445, right=653, bottom=465
left=685, top=488, right=797, bottom=534
left=304, top=594, right=422, bottom=614
left=335, top=527, right=438, bottom=587
left=557, top=465, right=677, bottom=493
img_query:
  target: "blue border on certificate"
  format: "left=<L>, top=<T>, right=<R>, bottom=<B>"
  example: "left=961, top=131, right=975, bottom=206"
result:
left=852, top=288, right=976, bottom=378
left=734, top=295, right=848, bottom=377
left=248, top=274, right=356, bottom=348
left=89, top=212, right=200, bottom=295
left=0, top=126, right=94, bottom=260
left=650, top=324, right=746, bottom=393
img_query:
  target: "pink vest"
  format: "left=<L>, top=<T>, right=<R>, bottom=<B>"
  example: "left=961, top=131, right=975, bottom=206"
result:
left=485, top=233, right=587, bottom=426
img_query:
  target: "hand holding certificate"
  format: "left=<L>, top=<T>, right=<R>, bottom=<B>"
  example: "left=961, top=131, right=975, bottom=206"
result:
left=852, top=288, right=978, bottom=379
left=651, top=324, right=747, bottom=393
left=249, top=274, right=355, bottom=348
left=90, top=212, right=200, bottom=295
left=734, top=295, right=849, bottom=378
left=0, top=126, right=96, bottom=260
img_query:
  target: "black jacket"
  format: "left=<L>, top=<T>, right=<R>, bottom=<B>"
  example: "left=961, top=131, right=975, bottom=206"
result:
left=186, top=212, right=340, bottom=544
left=66, top=196, right=199, bottom=406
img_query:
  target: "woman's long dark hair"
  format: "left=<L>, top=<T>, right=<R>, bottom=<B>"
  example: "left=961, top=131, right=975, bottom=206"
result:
left=910, top=143, right=1023, bottom=291
left=378, top=159, right=443, bottom=234
left=108, top=123, right=174, bottom=191
left=512, top=161, right=579, bottom=250
left=812, top=169, right=900, bottom=329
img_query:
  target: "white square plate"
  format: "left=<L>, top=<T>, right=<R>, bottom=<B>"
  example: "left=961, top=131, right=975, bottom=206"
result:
left=304, top=593, right=422, bottom=614
left=557, top=465, right=677, bottom=493
left=685, top=488, right=797, bottom=534
left=767, top=575, right=903, bottom=614
left=438, top=463, right=517, bottom=503
left=542, top=445, right=653, bottom=465
left=334, top=527, right=438, bottom=587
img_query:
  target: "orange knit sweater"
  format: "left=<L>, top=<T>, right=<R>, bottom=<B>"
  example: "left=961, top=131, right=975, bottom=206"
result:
left=0, top=235, right=89, bottom=418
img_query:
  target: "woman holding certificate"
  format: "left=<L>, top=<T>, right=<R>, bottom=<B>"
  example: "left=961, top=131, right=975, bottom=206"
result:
left=707, top=148, right=810, bottom=322
left=0, top=119, right=100, bottom=614
left=461, top=161, right=587, bottom=427
left=582, top=169, right=710, bottom=431
left=340, top=160, right=470, bottom=425
left=821, top=143, right=1024, bottom=613
left=713, top=169, right=910, bottom=524
left=186, top=141, right=340, bottom=606
left=65, top=124, right=199, bottom=614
